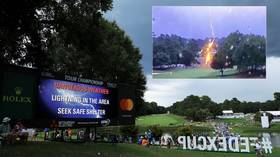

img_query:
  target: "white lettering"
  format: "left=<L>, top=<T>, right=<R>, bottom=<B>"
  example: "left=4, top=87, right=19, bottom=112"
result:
left=57, top=108, right=72, bottom=114
left=178, top=136, right=186, bottom=150
left=218, top=137, right=227, bottom=152
left=197, top=136, right=207, bottom=150
left=240, top=137, right=250, bottom=153
left=228, top=137, right=239, bottom=152
left=207, top=136, right=217, bottom=151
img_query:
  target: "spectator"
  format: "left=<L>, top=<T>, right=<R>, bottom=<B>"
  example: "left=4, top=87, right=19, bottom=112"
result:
left=160, top=137, right=165, bottom=148
left=129, top=136, right=133, bottom=144
left=138, top=136, right=143, bottom=145
left=44, top=128, right=49, bottom=140
left=255, top=139, right=263, bottom=157
left=31, top=129, right=38, bottom=141
left=141, top=137, right=149, bottom=147
left=66, top=128, right=72, bottom=140
left=167, top=137, right=171, bottom=149
left=147, top=129, right=153, bottom=145
left=0, top=117, right=12, bottom=145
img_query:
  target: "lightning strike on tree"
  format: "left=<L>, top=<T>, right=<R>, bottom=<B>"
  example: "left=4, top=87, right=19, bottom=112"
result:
left=203, top=8, right=216, bottom=65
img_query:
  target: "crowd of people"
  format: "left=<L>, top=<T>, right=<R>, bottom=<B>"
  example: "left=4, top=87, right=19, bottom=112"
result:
left=0, top=117, right=29, bottom=145
left=0, top=118, right=266, bottom=156
left=214, top=122, right=264, bottom=157
left=137, top=129, right=154, bottom=147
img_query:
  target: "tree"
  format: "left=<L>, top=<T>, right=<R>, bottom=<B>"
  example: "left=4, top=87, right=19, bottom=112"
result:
left=211, top=53, right=226, bottom=76
left=0, top=0, right=146, bottom=114
left=254, top=112, right=273, bottom=124
left=181, top=49, right=195, bottom=66
left=153, top=51, right=171, bottom=66
left=211, top=31, right=265, bottom=76
left=194, top=109, right=212, bottom=121
left=151, top=125, right=163, bottom=141
left=138, top=102, right=167, bottom=115
left=169, top=93, right=280, bottom=119
left=0, top=0, right=113, bottom=68
left=274, top=92, right=280, bottom=102
left=186, top=39, right=200, bottom=57
left=274, top=92, right=280, bottom=110
left=185, top=108, right=212, bottom=121
left=0, top=0, right=49, bottom=66
left=181, top=39, right=200, bottom=65
left=153, top=35, right=199, bottom=67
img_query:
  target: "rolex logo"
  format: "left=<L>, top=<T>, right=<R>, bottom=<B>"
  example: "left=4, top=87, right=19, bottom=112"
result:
left=2, top=86, right=32, bottom=103
left=15, top=87, right=23, bottom=95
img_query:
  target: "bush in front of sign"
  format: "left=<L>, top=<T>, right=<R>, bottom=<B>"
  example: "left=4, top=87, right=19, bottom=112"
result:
left=176, top=126, right=193, bottom=137
left=150, top=125, right=163, bottom=140
left=120, top=125, right=138, bottom=139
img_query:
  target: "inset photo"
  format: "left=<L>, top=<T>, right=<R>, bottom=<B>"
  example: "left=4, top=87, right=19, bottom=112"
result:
left=152, top=6, right=266, bottom=79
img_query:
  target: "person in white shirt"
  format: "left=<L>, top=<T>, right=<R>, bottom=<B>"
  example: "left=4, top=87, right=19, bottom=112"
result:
left=255, top=139, right=264, bottom=157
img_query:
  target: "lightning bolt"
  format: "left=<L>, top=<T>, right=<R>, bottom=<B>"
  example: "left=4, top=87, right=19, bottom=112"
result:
left=209, top=8, right=215, bottom=39
left=204, top=7, right=216, bottom=65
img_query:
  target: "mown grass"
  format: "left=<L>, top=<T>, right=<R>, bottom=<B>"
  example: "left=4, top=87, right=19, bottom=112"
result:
left=96, top=114, right=212, bottom=135
left=136, top=114, right=187, bottom=127
left=135, top=115, right=280, bottom=136
left=0, top=142, right=279, bottom=157
left=153, top=68, right=238, bottom=78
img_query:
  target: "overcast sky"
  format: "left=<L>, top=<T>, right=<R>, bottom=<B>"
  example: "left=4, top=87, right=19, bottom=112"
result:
left=105, top=0, right=280, bottom=107
left=152, top=6, right=266, bottom=39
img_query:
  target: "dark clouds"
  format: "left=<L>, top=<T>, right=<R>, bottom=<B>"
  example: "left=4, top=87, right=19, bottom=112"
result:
left=153, top=6, right=266, bottom=39
left=105, top=0, right=280, bottom=74
left=267, top=0, right=280, bottom=57
left=105, top=0, right=280, bottom=106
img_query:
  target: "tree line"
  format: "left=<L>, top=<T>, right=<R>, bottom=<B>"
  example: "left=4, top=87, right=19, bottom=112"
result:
left=140, top=93, right=280, bottom=121
left=153, top=34, right=201, bottom=68
left=167, top=93, right=280, bottom=121
left=153, top=32, right=266, bottom=76
left=137, top=101, right=167, bottom=116
left=211, top=31, right=265, bottom=76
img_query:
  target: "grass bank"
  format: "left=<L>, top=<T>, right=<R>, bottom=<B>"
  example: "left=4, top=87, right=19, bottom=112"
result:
left=0, top=142, right=279, bottom=157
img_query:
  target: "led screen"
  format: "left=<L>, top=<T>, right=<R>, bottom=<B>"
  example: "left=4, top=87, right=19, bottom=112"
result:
left=38, top=78, right=116, bottom=119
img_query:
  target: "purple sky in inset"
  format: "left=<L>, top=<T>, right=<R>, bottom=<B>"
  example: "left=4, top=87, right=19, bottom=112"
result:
left=152, top=6, right=266, bottom=39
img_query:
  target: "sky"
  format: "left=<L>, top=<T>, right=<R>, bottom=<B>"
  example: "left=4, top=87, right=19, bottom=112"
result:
left=152, top=6, right=266, bottom=39
left=105, top=0, right=280, bottom=107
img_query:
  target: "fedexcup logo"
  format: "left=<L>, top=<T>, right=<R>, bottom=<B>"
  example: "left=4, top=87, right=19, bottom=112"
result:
left=177, top=136, right=273, bottom=154
left=1, top=86, right=32, bottom=103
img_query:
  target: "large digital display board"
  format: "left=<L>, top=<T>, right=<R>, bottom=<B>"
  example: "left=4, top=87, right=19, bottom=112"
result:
left=38, top=78, right=116, bottom=119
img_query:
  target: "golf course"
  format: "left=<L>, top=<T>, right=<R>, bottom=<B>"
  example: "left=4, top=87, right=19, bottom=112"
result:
left=98, top=114, right=280, bottom=137
left=153, top=68, right=239, bottom=79
left=136, top=114, right=280, bottom=136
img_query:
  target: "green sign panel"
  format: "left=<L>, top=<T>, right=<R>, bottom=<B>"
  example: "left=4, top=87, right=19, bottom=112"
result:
left=0, top=68, right=36, bottom=120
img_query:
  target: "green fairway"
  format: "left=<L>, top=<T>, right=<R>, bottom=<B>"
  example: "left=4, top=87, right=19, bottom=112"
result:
left=217, top=118, right=280, bottom=136
left=135, top=114, right=280, bottom=136
left=135, top=114, right=213, bottom=134
left=136, top=114, right=213, bottom=128
left=136, top=114, right=187, bottom=126
left=0, top=142, right=279, bottom=157
left=153, top=68, right=238, bottom=78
